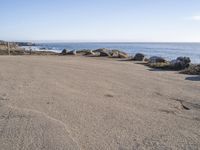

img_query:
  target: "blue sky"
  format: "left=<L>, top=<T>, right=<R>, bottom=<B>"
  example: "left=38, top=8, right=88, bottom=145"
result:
left=1, top=0, right=200, bottom=42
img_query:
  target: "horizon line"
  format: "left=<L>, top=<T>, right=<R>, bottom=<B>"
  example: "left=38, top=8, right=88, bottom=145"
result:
left=3, top=40, right=200, bottom=44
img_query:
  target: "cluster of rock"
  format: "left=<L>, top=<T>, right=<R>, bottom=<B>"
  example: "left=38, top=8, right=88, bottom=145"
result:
left=0, top=41, right=26, bottom=55
left=131, top=53, right=193, bottom=71
left=60, top=49, right=199, bottom=73
left=1, top=42, right=199, bottom=75
left=15, top=42, right=36, bottom=46
left=0, top=41, right=58, bottom=55
left=0, top=41, right=35, bottom=47
left=60, top=48, right=129, bottom=58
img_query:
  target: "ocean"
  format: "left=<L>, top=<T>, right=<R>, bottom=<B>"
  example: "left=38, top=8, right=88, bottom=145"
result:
left=27, top=42, right=200, bottom=64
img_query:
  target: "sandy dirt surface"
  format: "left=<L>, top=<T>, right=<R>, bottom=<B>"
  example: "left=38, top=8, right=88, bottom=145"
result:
left=0, top=56, right=200, bottom=150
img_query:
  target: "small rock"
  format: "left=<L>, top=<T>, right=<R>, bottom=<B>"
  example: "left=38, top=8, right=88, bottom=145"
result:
left=133, top=53, right=145, bottom=61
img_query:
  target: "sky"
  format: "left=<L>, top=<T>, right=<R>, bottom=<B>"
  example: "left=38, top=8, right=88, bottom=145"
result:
left=0, top=0, right=200, bottom=42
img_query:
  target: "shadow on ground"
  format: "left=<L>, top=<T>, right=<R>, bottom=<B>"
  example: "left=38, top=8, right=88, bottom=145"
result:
left=117, top=59, right=134, bottom=62
left=185, top=76, right=200, bottom=81
left=147, top=68, right=174, bottom=72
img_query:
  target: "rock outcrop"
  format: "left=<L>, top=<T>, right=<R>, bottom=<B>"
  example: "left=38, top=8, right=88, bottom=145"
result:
left=147, top=56, right=170, bottom=69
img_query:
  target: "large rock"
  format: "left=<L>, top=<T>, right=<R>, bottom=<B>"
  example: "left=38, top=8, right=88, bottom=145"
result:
left=133, top=53, right=145, bottom=61
left=148, top=56, right=166, bottom=63
left=110, top=50, right=129, bottom=58
left=170, top=57, right=191, bottom=70
left=67, top=50, right=76, bottom=55
left=93, top=48, right=110, bottom=57
left=118, top=52, right=128, bottom=58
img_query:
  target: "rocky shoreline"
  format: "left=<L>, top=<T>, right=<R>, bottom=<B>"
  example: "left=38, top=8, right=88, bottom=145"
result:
left=60, top=48, right=200, bottom=75
left=0, top=41, right=199, bottom=75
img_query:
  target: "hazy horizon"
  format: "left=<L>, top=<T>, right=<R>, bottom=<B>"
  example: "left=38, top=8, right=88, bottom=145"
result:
left=1, top=0, right=200, bottom=42
left=6, top=40, right=200, bottom=43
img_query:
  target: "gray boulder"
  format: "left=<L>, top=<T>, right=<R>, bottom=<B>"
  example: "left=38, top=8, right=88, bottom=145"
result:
left=170, top=57, right=191, bottom=70
left=118, top=52, right=128, bottom=58
left=93, top=48, right=110, bottom=57
left=133, top=53, right=145, bottom=61
left=110, top=50, right=129, bottom=58
left=148, top=56, right=166, bottom=63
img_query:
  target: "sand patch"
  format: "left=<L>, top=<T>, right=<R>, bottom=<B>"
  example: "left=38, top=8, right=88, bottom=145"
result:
left=0, top=104, right=80, bottom=150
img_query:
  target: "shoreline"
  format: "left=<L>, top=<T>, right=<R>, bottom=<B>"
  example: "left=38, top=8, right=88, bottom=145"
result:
left=1, top=40, right=200, bottom=63
left=1, top=43, right=199, bottom=75
left=19, top=42, right=200, bottom=63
